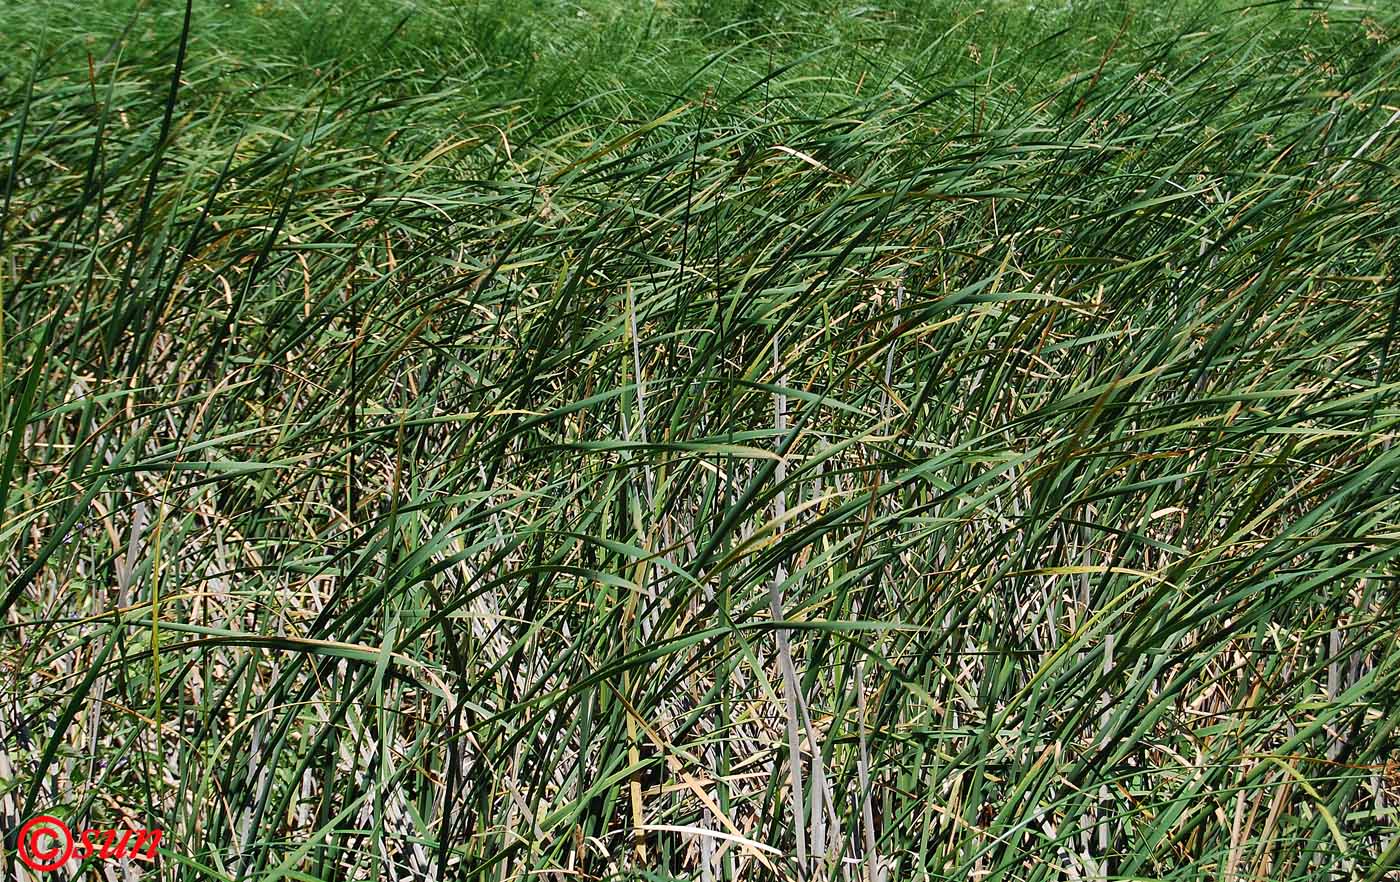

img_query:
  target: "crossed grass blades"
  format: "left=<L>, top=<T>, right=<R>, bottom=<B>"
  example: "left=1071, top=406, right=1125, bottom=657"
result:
left=2, top=0, right=1399, bottom=879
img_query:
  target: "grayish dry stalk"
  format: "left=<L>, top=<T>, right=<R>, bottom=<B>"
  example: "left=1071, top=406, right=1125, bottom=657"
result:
left=771, top=332, right=808, bottom=871
left=855, top=661, right=881, bottom=882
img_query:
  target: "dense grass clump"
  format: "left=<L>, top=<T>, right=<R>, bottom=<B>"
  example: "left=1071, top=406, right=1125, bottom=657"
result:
left=2, top=1, right=1399, bottom=879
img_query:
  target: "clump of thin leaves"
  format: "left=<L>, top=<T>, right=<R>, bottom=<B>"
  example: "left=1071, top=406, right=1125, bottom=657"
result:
left=2, top=1, right=1399, bottom=880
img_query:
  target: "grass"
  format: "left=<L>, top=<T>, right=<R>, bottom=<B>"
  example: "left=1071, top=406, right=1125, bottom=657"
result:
left=1, top=0, right=1399, bottom=879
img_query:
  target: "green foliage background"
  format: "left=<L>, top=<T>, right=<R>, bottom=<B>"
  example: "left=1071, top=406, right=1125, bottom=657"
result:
left=2, top=1, right=1398, bottom=879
